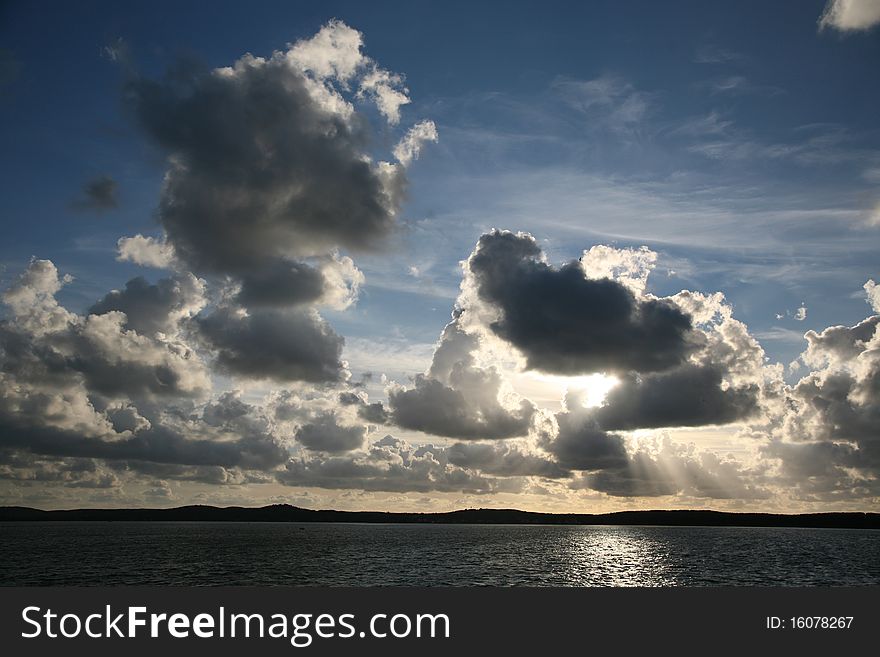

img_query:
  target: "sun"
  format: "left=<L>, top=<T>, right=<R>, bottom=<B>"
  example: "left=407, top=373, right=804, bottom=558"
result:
left=510, top=371, right=619, bottom=411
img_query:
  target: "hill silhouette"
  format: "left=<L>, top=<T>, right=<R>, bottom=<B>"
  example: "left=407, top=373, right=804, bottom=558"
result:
left=1, top=504, right=878, bottom=529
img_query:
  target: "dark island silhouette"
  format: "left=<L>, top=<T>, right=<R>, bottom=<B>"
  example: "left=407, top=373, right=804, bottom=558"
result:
left=1, top=504, right=878, bottom=528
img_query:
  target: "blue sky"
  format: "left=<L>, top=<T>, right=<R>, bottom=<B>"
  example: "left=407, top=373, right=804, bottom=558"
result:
left=3, top=0, right=879, bottom=369
left=1, top=1, right=879, bottom=511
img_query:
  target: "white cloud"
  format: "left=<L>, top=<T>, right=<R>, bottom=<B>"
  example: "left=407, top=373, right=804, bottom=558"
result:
left=359, top=67, right=410, bottom=124
left=865, top=279, right=880, bottom=313
left=393, top=120, right=439, bottom=166
left=116, top=234, right=175, bottom=269
left=580, top=244, right=657, bottom=295
left=287, top=19, right=365, bottom=82
left=819, top=0, right=880, bottom=32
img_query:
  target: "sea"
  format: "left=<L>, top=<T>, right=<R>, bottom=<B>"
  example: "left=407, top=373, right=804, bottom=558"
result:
left=1, top=522, right=878, bottom=586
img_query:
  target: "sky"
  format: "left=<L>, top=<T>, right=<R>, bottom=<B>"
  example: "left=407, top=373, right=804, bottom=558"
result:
left=1, top=0, right=879, bottom=512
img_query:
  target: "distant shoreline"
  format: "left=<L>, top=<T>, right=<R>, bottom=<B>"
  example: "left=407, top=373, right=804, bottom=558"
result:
left=1, top=505, right=878, bottom=529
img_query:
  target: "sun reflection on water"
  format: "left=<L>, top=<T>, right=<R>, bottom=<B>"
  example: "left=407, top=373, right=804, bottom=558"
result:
left=562, top=527, right=678, bottom=586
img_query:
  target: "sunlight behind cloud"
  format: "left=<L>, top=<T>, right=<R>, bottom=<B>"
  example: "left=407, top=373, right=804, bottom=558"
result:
left=510, top=372, right=619, bottom=411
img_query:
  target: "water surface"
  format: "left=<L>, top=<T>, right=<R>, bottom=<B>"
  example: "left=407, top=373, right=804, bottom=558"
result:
left=1, top=522, right=877, bottom=586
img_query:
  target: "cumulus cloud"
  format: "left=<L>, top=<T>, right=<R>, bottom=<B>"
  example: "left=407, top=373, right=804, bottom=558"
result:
left=234, top=259, right=327, bottom=309
left=116, top=234, right=175, bottom=269
left=278, top=435, right=497, bottom=494
left=338, top=391, right=390, bottom=424
left=388, top=317, right=535, bottom=439
left=578, top=437, right=769, bottom=500
left=865, top=279, right=880, bottom=313
left=2, top=259, right=210, bottom=401
left=461, top=230, right=698, bottom=375
left=819, top=0, right=880, bottom=32
left=90, top=274, right=206, bottom=336
left=233, top=254, right=364, bottom=311
left=0, top=451, right=121, bottom=489
left=549, top=394, right=629, bottom=471
left=594, top=364, right=759, bottom=431
left=0, top=262, right=289, bottom=475
left=754, top=281, right=880, bottom=500
left=107, top=21, right=434, bottom=395
left=124, top=20, right=430, bottom=275
left=196, top=305, right=345, bottom=383
left=295, top=411, right=366, bottom=453
left=446, top=441, right=567, bottom=478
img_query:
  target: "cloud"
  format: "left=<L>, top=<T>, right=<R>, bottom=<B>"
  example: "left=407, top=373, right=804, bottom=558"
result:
left=338, top=391, right=390, bottom=424
left=552, top=75, right=653, bottom=132
left=111, top=20, right=434, bottom=400
left=89, top=274, right=206, bottom=336
left=446, top=441, right=567, bottom=478
left=2, top=260, right=210, bottom=401
left=0, top=451, right=121, bottom=490
left=865, top=279, right=880, bottom=312
left=461, top=230, right=698, bottom=375
left=594, top=364, right=759, bottom=431
left=819, top=0, right=880, bottom=32
left=234, top=254, right=364, bottom=311
left=579, top=438, right=769, bottom=499
left=124, top=20, right=427, bottom=275
left=393, top=120, right=439, bottom=166
left=388, top=317, right=535, bottom=439
left=295, top=411, right=366, bottom=453
left=709, top=76, right=784, bottom=97
left=758, top=283, right=880, bottom=499
left=693, top=44, right=744, bottom=64
left=0, top=262, right=286, bottom=473
left=196, top=305, right=345, bottom=383
left=277, top=435, right=497, bottom=494
left=235, top=259, right=326, bottom=308
left=70, top=175, right=118, bottom=212
left=116, top=235, right=175, bottom=269
left=549, top=399, right=629, bottom=471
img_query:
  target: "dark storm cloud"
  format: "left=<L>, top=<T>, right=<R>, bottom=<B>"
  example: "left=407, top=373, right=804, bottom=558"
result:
left=465, top=230, right=697, bottom=375
left=235, top=259, right=326, bottom=308
left=125, top=52, right=405, bottom=275
left=295, top=411, right=366, bottom=453
left=595, top=364, right=760, bottom=431
left=89, top=274, right=204, bottom=336
left=70, top=175, right=118, bottom=212
left=197, top=306, right=345, bottom=383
